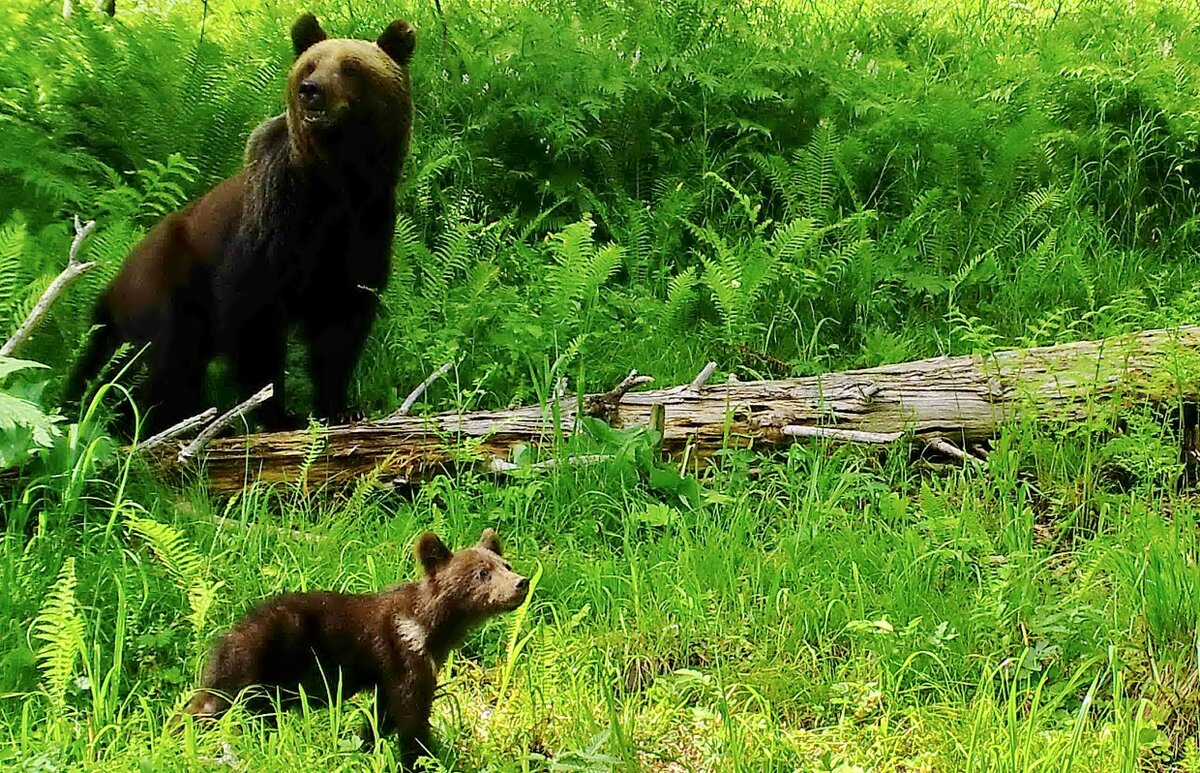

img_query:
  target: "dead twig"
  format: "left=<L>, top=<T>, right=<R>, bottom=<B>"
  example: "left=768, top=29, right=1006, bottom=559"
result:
left=138, top=408, right=219, bottom=455
left=487, top=453, right=612, bottom=473
left=924, top=437, right=983, bottom=467
left=1, top=216, right=97, bottom=357
left=177, top=384, right=274, bottom=465
left=688, top=361, right=718, bottom=393
left=782, top=425, right=903, bottom=445
left=432, top=0, right=448, bottom=51
left=584, top=369, right=654, bottom=424
left=392, top=362, right=452, bottom=417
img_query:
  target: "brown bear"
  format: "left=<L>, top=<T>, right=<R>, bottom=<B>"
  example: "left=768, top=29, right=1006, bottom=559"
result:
left=178, top=529, right=528, bottom=770
left=64, top=14, right=416, bottom=436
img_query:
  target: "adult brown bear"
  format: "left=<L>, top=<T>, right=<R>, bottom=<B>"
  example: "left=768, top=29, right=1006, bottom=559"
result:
left=64, top=14, right=415, bottom=435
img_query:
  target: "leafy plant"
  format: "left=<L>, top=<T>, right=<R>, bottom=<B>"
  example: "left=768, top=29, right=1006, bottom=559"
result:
left=0, top=356, right=63, bottom=467
left=32, top=557, right=85, bottom=711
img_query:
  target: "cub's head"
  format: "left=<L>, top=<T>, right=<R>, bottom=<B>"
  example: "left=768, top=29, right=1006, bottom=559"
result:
left=285, top=14, right=415, bottom=155
left=417, top=529, right=529, bottom=618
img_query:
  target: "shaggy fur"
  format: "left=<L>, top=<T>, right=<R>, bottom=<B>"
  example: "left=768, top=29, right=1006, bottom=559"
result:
left=178, top=529, right=528, bottom=770
left=64, top=14, right=416, bottom=435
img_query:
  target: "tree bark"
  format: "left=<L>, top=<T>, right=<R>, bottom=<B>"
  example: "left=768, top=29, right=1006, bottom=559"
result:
left=144, top=326, right=1200, bottom=495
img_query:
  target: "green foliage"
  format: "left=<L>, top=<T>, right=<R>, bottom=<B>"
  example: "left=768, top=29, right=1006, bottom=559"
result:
left=0, top=356, right=62, bottom=467
left=2, top=0, right=1198, bottom=403
left=32, top=557, right=84, bottom=711
left=4, top=0, right=1200, bottom=770
left=124, top=513, right=223, bottom=633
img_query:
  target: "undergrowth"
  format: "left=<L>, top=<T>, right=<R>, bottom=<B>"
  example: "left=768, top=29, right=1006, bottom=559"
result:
left=3, top=0, right=1200, bottom=770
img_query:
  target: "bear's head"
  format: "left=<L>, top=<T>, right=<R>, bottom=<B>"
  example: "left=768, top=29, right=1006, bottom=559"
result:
left=285, top=13, right=415, bottom=160
left=416, top=528, right=530, bottom=619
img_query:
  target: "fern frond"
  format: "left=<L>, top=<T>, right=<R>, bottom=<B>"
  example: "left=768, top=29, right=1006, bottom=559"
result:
left=769, top=217, right=818, bottom=266
left=125, top=515, right=205, bottom=589
left=0, top=216, right=30, bottom=335
left=660, top=267, right=699, bottom=330
left=124, top=514, right=219, bottom=631
left=34, top=557, right=85, bottom=710
left=796, top=122, right=838, bottom=221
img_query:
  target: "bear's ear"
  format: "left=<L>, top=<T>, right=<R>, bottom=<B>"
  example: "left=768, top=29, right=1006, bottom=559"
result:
left=477, top=528, right=503, bottom=557
left=377, top=19, right=416, bottom=66
left=416, top=533, right=452, bottom=574
left=291, top=14, right=327, bottom=58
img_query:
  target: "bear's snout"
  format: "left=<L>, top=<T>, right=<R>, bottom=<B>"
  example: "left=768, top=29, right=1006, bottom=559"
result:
left=298, top=80, right=326, bottom=111
left=505, top=574, right=530, bottom=608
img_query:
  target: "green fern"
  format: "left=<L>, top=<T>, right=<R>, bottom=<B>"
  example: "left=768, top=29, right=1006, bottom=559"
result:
left=660, top=268, right=700, bottom=330
left=796, top=122, right=838, bottom=221
left=33, top=557, right=85, bottom=710
left=0, top=216, right=30, bottom=337
left=124, top=514, right=222, bottom=632
left=546, top=217, right=622, bottom=316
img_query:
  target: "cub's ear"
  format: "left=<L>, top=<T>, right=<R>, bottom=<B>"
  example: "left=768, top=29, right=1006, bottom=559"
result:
left=416, top=533, right=452, bottom=574
left=291, top=14, right=327, bottom=58
left=377, top=19, right=416, bottom=66
left=477, top=528, right=503, bottom=556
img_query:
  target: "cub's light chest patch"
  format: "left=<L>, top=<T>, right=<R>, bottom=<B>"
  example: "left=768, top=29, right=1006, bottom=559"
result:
left=392, top=615, right=434, bottom=668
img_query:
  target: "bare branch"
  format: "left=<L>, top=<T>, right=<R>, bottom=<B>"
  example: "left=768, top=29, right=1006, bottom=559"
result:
left=432, top=0, right=448, bottom=51
left=782, top=425, right=903, bottom=445
left=487, top=453, right=612, bottom=473
left=177, top=384, right=274, bottom=465
left=689, top=361, right=718, bottom=393
left=924, top=437, right=983, bottom=467
left=138, top=408, right=218, bottom=454
left=392, top=362, right=452, bottom=417
left=1, top=217, right=97, bottom=357
left=584, top=369, right=654, bottom=422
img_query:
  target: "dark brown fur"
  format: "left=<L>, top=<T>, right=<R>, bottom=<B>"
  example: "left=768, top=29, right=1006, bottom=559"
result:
left=178, top=529, right=527, bottom=769
left=64, top=14, right=416, bottom=435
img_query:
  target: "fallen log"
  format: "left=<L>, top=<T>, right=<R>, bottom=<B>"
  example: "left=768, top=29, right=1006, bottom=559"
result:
left=143, top=325, right=1200, bottom=495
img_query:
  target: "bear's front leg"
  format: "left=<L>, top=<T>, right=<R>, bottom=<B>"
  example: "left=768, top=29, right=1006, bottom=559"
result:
left=224, top=307, right=295, bottom=431
left=378, top=680, right=435, bottom=772
left=303, top=289, right=380, bottom=425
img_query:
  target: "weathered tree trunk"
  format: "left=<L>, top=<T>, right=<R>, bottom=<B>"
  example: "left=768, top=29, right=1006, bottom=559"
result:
left=145, top=326, right=1200, bottom=495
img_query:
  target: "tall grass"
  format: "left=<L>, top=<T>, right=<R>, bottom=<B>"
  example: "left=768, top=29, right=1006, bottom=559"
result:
left=2, top=0, right=1200, bottom=770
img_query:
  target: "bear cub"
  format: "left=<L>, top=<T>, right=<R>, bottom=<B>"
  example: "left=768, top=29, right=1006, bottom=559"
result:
left=180, top=529, right=528, bottom=769
left=65, top=13, right=416, bottom=435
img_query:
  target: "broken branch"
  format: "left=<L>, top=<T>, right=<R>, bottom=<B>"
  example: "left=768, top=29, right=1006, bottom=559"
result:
left=486, top=453, right=613, bottom=473
left=584, top=369, right=654, bottom=423
left=924, top=437, right=983, bottom=467
left=781, top=425, right=903, bottom=444
left=392, top=362, right=452, bottom=417
left=689, top=361, right=719, bottom=393
left=1, top=216, right=97, bottom=357
left=138, top=408, right=219, bottom=455
left=177, top=384, right=274, bottom=465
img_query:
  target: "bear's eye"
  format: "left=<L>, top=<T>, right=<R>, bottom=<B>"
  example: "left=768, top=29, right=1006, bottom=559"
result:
left=475, top=568, right=490, bottom=581
left=340, top=60, right=361, bottom=78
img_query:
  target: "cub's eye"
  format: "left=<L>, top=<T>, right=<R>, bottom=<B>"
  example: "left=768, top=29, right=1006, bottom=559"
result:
left=475, top=568, right=490, bottom=581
